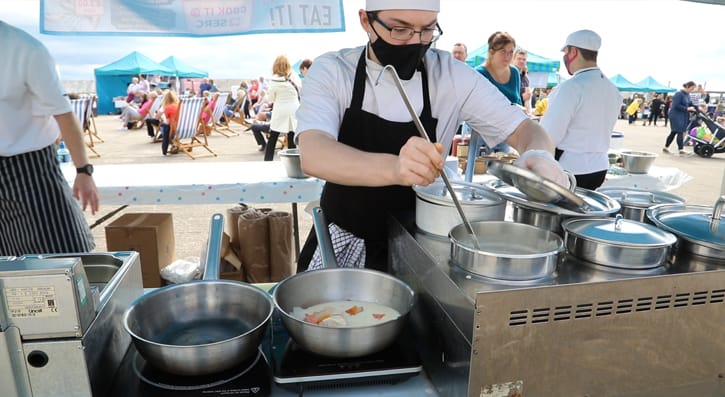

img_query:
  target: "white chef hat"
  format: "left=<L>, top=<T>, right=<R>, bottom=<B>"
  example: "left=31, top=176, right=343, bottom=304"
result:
left=366, top=0, right=440, bottom=12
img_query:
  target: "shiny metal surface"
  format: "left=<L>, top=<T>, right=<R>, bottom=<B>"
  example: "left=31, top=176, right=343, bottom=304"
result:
left=562, top=216, right=677, bottom=268
left=449, top=221, right=563, bottom=280
left=0, top=251, right=144, bottom=397
left=647, top=196, right=725, bottom=260
left=621, top=150, right=657, bottom=174
left=123, top=214, right=274, bottom=376
left=487, top=161, right=585, bottom=212
left=312, top=207, right=337, bottom=268
left=597, top=187, right=685, bottom=223
left=494, top=182, right=620, bottom=217
left=279, top=148, right=308, bottom=178
left=414, top=181, right=505, bottom=237
left=124, top=280, right=273, bottom=375
left=273, top=268, right=415, bottom=357
left=388, top=213, right=725, bottom=397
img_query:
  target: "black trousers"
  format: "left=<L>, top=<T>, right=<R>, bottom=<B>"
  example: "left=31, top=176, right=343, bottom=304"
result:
left=263, top=130, right=296, bottom=161
left=574, top=169, right=607, bottom=190
left=146, top=118, right=160, bottom=137
left=251, top=123, right=269, bottom=147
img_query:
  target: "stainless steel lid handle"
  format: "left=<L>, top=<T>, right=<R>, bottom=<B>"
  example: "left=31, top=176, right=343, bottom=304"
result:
left=566, top=171, right=577, bottom=192
left=710, top=195, right=725, bottom=232
left=614, top=213, right=624, bottom=231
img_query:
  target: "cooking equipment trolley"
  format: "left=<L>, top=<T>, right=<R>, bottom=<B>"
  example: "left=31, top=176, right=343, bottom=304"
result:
left=389, top=212, right=725, bottom=397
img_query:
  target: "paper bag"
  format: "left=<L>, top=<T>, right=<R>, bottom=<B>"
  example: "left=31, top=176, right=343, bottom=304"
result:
left=267, top=211, right=294, bottom=281
left=237, top=208, right=270, bottom=283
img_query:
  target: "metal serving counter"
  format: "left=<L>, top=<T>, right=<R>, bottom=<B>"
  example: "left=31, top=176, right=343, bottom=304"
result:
left=389, top=212, right=725, bottom=397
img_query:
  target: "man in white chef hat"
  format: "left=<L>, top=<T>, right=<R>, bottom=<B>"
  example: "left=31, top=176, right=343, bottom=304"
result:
left=294, top=0, right=568, bottom=271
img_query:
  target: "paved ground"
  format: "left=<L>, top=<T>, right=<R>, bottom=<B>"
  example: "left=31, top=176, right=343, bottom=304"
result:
left=82, top=115, right=725, bottom=260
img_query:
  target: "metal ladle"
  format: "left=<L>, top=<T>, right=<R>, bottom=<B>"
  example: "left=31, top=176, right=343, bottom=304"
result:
left=376, top=64, right=481, bottom=249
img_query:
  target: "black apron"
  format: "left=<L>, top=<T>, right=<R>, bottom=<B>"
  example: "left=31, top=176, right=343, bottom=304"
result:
left=297, top=50, right=438, bottom=272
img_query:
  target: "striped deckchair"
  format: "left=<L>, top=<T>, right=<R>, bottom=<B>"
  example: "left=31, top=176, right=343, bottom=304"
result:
left=210, top=92, right=239, bottom=137
left=146, top=93, right=166, bottom=142
left=69, top=97, right=100, bottom=157
left=171, top=97, right=217, bottom=159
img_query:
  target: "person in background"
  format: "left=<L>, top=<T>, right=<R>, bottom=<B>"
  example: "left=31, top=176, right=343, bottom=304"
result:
left=198, top=78, right=212, bottom=96
left=626, top=98, right=641, bottom=125
left=663, top=95, right=672, bottom=127
left=159, top=90, right=180, bottom=156
left=647, top=93, right=664, bottom=126
left=200, top=91, right=219, bottom=136
left=264, top=55, right=301, bottom=161
left=126, top=76, right=139, bottom=102
left=299, top=59, right=313, bottom=78
left=475, top=31, right=521, bottom=154
left=663, top=81, right=697, bottom=155
left=451, top=42, right=467, bottom=62
left=540, top=29, right=622, bottom=190
left=137, top=74, right=149, bottom=93
left=0, top=21, right=98, bottom=256
left=121, top=91, right=153, bottom=129
left=512, top=47, right=532, bottom=114
left=295, top=0, right=568, bottom=272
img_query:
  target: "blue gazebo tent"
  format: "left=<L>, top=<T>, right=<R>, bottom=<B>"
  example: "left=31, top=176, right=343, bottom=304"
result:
left=94, top=51, right=174, bottom=114
left=160, top=56, right=208, bottom=78
left=610, top=74, right=644, bottom=92
left=465, top=44, right=560, bottom=73
left=635, top=76, right=676, bottom=93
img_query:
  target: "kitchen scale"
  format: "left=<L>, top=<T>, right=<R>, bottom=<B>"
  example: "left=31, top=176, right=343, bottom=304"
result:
left=108, top=344, right=271, bottom=396
left=270, top=315, right=423, bottom=393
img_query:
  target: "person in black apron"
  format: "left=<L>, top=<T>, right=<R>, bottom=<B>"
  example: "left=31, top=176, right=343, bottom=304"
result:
left=297, top=50, right=437, bottom=272
left=296, top=1, right=569, bottom=272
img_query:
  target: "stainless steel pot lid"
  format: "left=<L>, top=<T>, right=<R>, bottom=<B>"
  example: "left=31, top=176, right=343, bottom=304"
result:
left=413, top=180, right=503, bottom=207
left=487, top=161, right=586, bottom=212
left=492, top=181, right=621, bottom=217
left=596, top=187, right=685, bottom=209
left=563, top=215, right=677, bottom=247
left=647, top=197, right=725, bottom=249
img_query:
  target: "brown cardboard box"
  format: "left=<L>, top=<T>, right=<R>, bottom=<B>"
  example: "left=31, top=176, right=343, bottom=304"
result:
left=105, top=213, right=176, bottom=287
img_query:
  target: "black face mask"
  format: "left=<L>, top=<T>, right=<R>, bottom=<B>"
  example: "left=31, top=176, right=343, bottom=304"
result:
left=370, top=36, right=430, bottom=80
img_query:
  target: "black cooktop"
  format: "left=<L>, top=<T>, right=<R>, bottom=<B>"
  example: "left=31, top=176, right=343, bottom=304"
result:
left=107, top=344, right=271, bottom=397
left=269, top=314, right=422, bottom=393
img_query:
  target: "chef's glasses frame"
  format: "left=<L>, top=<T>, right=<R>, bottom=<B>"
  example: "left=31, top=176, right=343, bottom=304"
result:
left=367, top=12, right=443, bottom=44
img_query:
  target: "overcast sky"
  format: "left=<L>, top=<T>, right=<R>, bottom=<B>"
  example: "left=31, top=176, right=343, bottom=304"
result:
left=4, top=0, right=725, bottom=91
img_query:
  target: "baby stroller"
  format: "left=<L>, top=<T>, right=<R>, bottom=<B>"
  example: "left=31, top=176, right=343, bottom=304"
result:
left=685, top=108, right=725, bottom=158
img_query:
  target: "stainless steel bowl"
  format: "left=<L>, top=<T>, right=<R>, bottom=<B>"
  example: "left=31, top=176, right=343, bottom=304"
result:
left=449, top=221, right=564, bottom=280
left=273, top=268, right=415, bottom=357
left=279, top=148, right=308, bottom=178
left=620, top=150, right=657, bottom=174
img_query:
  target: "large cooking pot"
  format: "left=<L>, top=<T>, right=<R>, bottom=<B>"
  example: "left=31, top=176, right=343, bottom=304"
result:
left=597, top=187, right=685, bottom=223
left=499, top=185, right=621, bottom=235
left=449, top=221, right=563, bottom=280
left=562, top=215, right=677, bottom=269
left=123, top=214, right=273, bottom=376
left=272, top=208, right=415, bottom=358
left=646, top=196, right=725, bottom=261
left=413, top=180, right=505, bottom=236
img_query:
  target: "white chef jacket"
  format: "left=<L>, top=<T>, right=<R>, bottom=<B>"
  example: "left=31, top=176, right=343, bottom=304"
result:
left=539, top=67, right=623, bottom=175
left=295, top=46, right=527, bottom=152
left=0, top=21, right=70, bottom=156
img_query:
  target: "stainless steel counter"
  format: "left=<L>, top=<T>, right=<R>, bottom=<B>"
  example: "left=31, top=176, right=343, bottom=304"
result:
left=389, top=212, right=725, bottom=397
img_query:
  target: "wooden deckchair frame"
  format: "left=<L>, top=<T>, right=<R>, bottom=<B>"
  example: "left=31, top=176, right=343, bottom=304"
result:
left=70, top=97, right=100, bottom=157
left=171, top=97, right=217, bottom=160
left=210, top=92, right=239, bottom=137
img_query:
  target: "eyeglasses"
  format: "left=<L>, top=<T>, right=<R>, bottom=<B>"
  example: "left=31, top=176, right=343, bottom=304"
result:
left=496, top=49, right=514, bottom=57
left=369, top=14, right=443, bottom=44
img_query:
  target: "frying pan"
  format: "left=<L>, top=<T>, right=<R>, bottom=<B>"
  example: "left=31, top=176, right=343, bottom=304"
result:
left=272, top=207, right=415, bottom=357
left=123, top=213, right=274, bottom=376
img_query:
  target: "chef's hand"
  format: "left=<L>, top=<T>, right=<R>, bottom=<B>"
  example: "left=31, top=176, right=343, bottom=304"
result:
left=514, top=149, right=570, bottom=189
left=397, top=136, right=444, bottom=186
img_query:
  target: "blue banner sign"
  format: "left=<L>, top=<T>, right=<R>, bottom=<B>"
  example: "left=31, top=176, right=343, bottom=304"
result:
left=41, top=0, right=345, bottom=37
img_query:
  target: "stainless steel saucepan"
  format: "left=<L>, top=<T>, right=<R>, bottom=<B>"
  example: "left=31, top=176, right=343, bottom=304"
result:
left=272, top=207, right=415, bottom=358
left=123, top=213, right=274, bottom=376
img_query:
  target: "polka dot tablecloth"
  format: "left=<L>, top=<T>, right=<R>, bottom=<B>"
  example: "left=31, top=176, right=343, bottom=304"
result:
left=62, top=161, right=324, bottom=205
